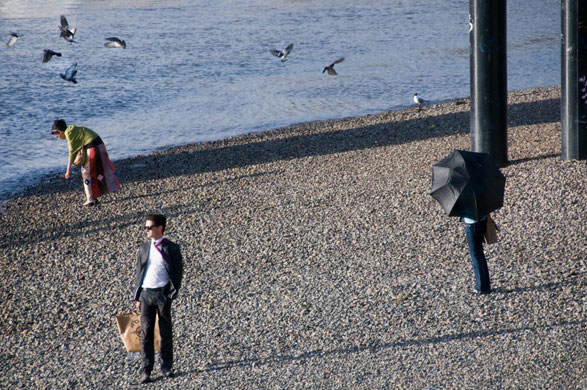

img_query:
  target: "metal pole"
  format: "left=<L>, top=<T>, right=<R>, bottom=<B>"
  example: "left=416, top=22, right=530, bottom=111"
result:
left=469, top=0, right=508, bottom=167
left=561, top=0, right=587, bottom=160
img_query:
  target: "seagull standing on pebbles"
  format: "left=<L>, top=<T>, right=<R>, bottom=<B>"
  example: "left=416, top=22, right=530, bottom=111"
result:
left=413, top=93, right=427, bottom=107
left=323, top=57, right=344, bottom=75
left=59, top=15, right=77, bottom=43
left=270, top=43, right=293, bottom=62
left=7, top=32, right=20, bottom=47
left=42, top=49, right=62, bottom=63
left=104, top=37, right=126, bottom=49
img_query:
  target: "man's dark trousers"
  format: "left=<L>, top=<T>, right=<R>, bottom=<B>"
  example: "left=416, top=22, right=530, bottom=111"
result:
left=140, top=286, right=173, bottom=374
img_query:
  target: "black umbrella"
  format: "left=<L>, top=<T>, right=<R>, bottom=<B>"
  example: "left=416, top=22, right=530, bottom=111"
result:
left=430, top=150, right=505, bottom=220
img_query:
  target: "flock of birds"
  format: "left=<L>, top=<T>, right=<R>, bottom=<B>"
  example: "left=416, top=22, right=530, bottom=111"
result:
left=6, top=20, right=427, bottom=107
left=6, top=15, right=126, bottom=84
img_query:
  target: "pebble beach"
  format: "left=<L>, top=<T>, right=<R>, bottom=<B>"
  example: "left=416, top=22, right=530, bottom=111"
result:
left=1, top=86, right=585, bottom=388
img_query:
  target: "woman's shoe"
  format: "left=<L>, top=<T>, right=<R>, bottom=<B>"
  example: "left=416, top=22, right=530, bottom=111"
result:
left=83, top=198, right=100, bottom=207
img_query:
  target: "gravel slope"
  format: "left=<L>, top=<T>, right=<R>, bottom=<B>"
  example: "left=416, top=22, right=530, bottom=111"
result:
left=1, top=86, right=585, bottom=389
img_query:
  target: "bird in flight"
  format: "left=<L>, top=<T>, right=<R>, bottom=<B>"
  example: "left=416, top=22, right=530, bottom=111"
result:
left=104, top=37, right=126, bottom=49
left=59, top=15, right=77, bottom=43
left=60, top=63, right=78, bottom=84
left=323, top=57, right=344, bottom=75
left=7, top=32, right=20, bottom=48
left=42, top=49, right=62, bottom=63
left=270, top=43, right=293, bottom=62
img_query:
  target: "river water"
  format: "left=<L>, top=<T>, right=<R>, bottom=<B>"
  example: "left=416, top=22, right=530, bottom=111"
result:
left=0, top=0, right=559, bottom=200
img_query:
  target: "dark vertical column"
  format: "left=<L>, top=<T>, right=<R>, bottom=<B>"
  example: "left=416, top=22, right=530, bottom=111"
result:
left=561, top=0, right=587, bottom=160
left=469, top=0, right=508, bottom=167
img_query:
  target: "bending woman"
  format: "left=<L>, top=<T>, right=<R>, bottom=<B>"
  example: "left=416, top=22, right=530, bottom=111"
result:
left=51, top=119, right=120, bottom=206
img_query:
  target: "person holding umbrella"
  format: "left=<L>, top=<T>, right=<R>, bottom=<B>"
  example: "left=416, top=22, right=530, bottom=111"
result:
left=430, top=150, right=505, bottom=295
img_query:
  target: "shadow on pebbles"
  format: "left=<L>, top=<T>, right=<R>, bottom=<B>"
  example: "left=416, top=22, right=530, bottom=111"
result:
left=0, top=86, right=585, bottom=389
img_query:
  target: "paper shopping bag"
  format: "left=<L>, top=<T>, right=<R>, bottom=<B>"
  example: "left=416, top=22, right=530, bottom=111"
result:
left=115, top=312, right=160, bottom=352
left=483, top=215, right=498, bottom=245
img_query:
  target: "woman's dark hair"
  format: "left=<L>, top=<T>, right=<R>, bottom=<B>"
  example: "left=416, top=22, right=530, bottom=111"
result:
left=146, top=214, right=167, bottom=233
left=52, top=119, right=67, bottom=131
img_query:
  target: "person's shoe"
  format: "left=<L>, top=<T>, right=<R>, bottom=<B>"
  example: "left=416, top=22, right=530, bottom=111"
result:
left=473, top=288, right=491, bottom=295
left=162, top=368, right=174, bottom=378
left=139, top=372, right=151, bottom=384
left=83, top=198, right=99, bottom=207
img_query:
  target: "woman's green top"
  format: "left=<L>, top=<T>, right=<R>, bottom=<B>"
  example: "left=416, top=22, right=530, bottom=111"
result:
left=65, top=125, right=99, bottom=162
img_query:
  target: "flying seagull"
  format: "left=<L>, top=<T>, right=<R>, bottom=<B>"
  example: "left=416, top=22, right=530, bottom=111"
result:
left=42, top=49, right=62, bottom=63
left=323, top=57, right=344, bottom=75
left=270, top=43, right=293, bottom=62
left=413, top=93, right=427, bottom=107
left=59, top=15, right=77, bottom=43
left=7, top=32, right=20, bottom=48
left=104, top=37, right=126, bottom=49
left=60, top=63, right=78, bottom=84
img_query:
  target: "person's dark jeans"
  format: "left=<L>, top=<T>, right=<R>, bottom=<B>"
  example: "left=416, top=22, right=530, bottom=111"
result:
left=140, top=287, right=173, bottom=374
left=464, top=219, right=491, bottom=292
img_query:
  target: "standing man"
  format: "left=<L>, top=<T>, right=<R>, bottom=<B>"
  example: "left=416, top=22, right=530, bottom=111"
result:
left=134, top=214, right=183, bottom=384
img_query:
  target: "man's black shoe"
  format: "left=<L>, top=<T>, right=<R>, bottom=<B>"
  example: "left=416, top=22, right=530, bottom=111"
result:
left=139, top=373, right=151, bottom=384
left=162, top=368, right=175, bottom=378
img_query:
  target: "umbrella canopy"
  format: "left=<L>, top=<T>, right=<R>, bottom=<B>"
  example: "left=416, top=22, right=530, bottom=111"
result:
left=430, top=150, right=505, bottom=220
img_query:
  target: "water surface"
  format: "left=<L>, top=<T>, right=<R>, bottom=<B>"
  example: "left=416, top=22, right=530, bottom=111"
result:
left=0, top=0, right=559, bottom=200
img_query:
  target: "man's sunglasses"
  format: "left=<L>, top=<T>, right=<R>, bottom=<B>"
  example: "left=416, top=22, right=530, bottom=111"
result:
left=144, top=225, right=158, bottom=231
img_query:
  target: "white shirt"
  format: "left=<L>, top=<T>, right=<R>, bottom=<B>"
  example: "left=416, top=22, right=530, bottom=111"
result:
left=141, top=237, right=170, bottom=288
left=464, top=216, right=487, bottom=224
